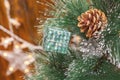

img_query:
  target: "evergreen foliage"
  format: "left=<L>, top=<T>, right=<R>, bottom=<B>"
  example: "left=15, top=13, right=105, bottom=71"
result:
left=92, top=0, right=120, bottom=64
left=43, top=0, right=90, bottom=38
left=26, top=0, right=120, bottom=80
left=27, top=53, right=73, bottom=80
left=65, top=56, right=120, bottom=80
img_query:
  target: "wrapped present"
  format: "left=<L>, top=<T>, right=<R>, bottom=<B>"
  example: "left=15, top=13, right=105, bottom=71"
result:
left=43, top=27, right=71, bottom=54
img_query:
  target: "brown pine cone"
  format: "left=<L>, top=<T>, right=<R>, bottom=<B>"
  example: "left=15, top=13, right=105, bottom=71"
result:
left=77, top=8, right=107, bottom=38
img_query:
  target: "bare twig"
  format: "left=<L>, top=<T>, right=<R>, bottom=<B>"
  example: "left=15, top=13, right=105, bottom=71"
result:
left=0, top=25, right=43, bottom=50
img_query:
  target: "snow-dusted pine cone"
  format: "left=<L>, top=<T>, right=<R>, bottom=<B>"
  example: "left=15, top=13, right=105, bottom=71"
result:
left=77, top=8, right=107, bottom=38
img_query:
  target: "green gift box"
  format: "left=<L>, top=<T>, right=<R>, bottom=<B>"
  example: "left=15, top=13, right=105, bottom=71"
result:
left=43, top=27, right=71, bottom=54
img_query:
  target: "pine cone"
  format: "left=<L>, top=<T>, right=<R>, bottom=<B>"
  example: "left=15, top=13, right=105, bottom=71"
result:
left=77, top=9, right=107, bottom=38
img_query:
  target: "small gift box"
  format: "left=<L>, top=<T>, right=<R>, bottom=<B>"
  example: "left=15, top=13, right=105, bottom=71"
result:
left=43, top=27, right=71, bottom=54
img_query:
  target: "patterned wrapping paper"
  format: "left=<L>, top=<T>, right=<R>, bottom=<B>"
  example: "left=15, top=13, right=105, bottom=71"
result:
left=43, top=27, right=71, bottom=54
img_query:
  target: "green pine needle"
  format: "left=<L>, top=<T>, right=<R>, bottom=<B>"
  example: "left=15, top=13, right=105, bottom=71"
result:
left=29, top=0, right=120, bottom=80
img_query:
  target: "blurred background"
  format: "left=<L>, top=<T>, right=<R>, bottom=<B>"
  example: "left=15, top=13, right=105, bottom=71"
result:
left=0, top=0, right=53, bottom=80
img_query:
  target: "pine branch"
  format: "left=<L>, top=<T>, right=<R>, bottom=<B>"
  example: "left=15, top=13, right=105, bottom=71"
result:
left=102, top=1, right=120, bottom=65
left=41, top=0, right=90, bottom=39
left=92, top=0, right=120, bottom=66
left=93, top=53, right=108, bottom=72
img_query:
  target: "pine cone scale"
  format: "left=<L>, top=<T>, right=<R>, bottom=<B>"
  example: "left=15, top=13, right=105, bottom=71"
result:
left=77, top=8, right=107, bottom=38
left=81, top=26, right=89, bottom=32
